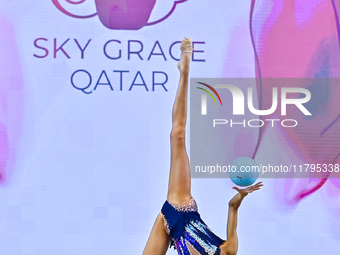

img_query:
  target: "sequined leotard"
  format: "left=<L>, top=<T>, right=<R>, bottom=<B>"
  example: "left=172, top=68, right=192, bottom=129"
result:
left=161, top=198, right=226, bottom=255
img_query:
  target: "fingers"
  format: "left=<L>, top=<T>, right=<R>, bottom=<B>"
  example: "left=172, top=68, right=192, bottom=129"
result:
left=253, top=182, right=263, bottom=188
left=250, top=182, right=263, bottom=192
left=232, top=187, right=240, bottom=192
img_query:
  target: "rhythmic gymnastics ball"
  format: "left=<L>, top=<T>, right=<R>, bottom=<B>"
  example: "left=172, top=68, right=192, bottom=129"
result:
left=229, top=156, right=259, bottom=186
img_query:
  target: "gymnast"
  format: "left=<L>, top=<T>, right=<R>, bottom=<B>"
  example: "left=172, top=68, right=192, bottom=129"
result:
left=143, top=37, right=263, bottom=255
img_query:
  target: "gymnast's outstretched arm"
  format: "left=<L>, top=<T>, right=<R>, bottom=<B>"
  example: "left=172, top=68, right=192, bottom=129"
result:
left=220, top=182, right=263, bottom=255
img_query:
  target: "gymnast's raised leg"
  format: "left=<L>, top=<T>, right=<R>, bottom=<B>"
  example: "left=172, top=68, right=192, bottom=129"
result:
left=142, top=37, right=193, bottom=255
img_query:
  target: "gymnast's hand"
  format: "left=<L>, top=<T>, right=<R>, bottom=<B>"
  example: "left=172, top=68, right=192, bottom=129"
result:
left=232, top=181, right=263, bottom=196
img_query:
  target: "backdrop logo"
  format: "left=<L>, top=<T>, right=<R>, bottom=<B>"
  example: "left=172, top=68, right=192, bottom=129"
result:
left=52, top=0, right=189, bottom=30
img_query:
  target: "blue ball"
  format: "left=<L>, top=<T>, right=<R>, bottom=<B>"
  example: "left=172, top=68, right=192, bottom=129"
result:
left=229, top=156, right=259, bottom=186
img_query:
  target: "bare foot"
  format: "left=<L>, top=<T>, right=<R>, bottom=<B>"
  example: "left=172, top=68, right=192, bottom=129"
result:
left=177, top=37, right=192, bottom=74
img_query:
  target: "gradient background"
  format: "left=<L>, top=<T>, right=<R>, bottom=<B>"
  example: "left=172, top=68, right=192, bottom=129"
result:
left=0, top=0, right=339, bottom=254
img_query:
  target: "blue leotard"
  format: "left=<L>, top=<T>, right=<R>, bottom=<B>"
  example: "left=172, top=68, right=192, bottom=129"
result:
left=161, top=198, right=225, bottom=255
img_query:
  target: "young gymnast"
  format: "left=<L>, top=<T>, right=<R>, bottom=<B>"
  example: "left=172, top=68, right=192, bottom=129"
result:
left=143, top=37, right=263, bottom=255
